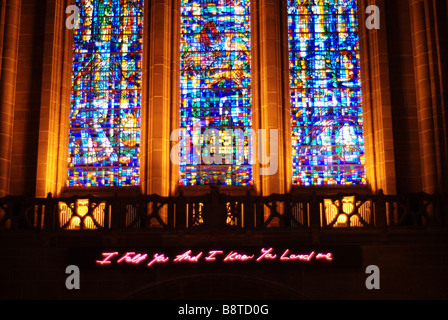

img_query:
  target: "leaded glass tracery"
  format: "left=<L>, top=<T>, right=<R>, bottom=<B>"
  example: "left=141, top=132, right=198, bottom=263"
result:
left=179, top=0, right=253, bottom=186
left=287, top=0, right=366, bottom=186
left=67, top=0, right=143, bottom=187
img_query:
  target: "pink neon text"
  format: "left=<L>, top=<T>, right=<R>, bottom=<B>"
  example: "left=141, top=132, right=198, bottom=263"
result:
left=256, top=248, right=277, bottom=262
left=117, top=252, right=148, bottom=265
left=205, top=250, right=224, bottom=262
left=224, top=251, right=254, bottom=262
left=316, top=252, right=333, bottom=261
left=147, top=253, right=170, bottom=267
left=173, top=250, right=203, bottom=263
left=280, top=249, right=315, bottom=262
left=96, top=252, right=119, bottom=265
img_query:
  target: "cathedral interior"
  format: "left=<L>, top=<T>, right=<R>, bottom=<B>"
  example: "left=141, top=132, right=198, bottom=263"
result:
left=0, top=0, right=447, bottom=301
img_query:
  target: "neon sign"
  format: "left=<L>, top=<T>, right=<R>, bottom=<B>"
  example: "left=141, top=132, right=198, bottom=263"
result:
left=95, top=248, right=334, bottom=268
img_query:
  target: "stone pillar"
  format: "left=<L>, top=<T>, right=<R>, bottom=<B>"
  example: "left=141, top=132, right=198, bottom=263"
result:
left=141, top=0, right=173, bottom=196
left=257, top=0, right=287, bottom=197
left=0, top=0, right=6, bottom=72
left=358, top=0, right=397, bottom=195
left=0, top=0, right=21, bottom=197
left=410, top=0, right=448, bottom=195
left=169, top=0, right=181, bottom=196
left=35, top=0, right=72, bottom=197
left=10, top=0, right=47, bottom=196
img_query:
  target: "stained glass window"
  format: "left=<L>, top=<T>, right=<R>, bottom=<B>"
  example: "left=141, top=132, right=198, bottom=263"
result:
left=179, top=0, right=253, bottom=186
left=67, top=0, right=144, bottom=187
left=287, top=0, right=366, bottom=186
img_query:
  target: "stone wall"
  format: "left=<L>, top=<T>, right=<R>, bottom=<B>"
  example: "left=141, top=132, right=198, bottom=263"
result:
left=1, top=230, right=447, bottom=300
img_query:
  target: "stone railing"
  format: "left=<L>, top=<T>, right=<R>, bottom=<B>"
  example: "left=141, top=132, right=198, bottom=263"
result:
left=0, top=187, right=446, bottom=231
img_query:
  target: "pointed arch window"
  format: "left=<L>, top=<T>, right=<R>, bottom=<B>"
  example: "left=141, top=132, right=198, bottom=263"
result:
left=287, top=0, right=366, bottom=186
left=66, top=0, right=144, bottom=187
left=179, top=0, right=253, bottom=186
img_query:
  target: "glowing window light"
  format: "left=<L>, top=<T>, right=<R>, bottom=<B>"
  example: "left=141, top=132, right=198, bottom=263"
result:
left=287, top=0, right=366, bottom=186
left=66, top=0, right=144, bottom=187
left=58, top=199, right=108, bottom=230
left=179, top=0, right=253, bottom=186
left=323, top=196, right=372, bottom=227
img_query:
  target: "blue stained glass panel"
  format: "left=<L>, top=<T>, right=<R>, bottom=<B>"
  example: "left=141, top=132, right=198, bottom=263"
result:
left=67, top=0, right=144, bottom=187
left=287, top=0, right=366, bottom=186
left=179, top=0, right=253, bottom=186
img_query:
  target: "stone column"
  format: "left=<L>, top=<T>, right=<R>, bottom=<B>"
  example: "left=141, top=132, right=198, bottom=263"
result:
left=141, top=0, right=173, bottom=196
left=358, top=0, right=397, bottom=195
left=0, top=0, right=6, bottom=72
left=35, top=0, right=72, bottom=197
left=410, top=0, right=448, bottom=194
left=257, top=0, right=287, bottom=197
left=169, top=0, right=181, bottom=196
left=0, top=0, right=21, bottom=197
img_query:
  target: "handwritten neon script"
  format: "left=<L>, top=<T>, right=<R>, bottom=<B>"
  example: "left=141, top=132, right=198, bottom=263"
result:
left=96, top=248, right=333, bottom=267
